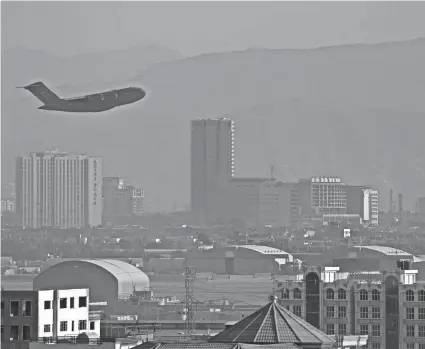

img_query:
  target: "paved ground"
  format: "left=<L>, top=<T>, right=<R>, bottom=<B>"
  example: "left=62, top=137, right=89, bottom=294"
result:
left=1, top=275, right=273, bottom=306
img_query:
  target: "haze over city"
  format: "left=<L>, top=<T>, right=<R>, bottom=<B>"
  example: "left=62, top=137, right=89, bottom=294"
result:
left=2, top=1, right=425, bottom=212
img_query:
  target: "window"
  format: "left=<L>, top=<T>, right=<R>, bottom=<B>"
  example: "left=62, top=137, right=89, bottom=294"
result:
left=406, top=308, right=415, bottom=320
left=407, top=325, right=415, bottom=337
left=406, top=344, right=415, bottom=349
left=71, top=321, right=74, bottom=332
left=90, top=321, right=95, bottom=330
left=360, top=289, right=368, bottom=301
left=70, top=297, right=75, bottom=308
left=59, top=298, right=67, bottom=309
left=326, top=323, right=334, bottom=335
left=372, top=343, right=380, bottom=349
left=1, top=301, right=4, bottom=309
left=372, top=289, right=380, bottom=301
left=372, top=325, right=380, bottom=337
left=372, top=307, right=381, bottom=319
left=338, top=324, right=346, bottom=335
left=326, top=306, right=335, bottom=318
left=44, top=325, right=51, bottom=333
left=22, top=301, right=32, bottom=316
left=419, top=325, right=425, bottom=338
left=419, top=308, right=425, bottom=320
left=10, top=325, right=19, bottom=340
left=1, top=325, right=4, bottom=342
left=420, top=344, right=425, bottom=349
left=22, top=326, right=31, bottom=340
left=293, top=305, right=302, bottom=317
left=360, top=324, right=368, bottom=335
left=10, top=301, right=19, bottom=316
left=338, top=306, right=346, bottom=318
left=44, top=301, right=51, bottom=310
left=338, top=289, right=346, bottom=300
left=78, top=320, right=87, bottom=331
left=326, top=288, right=334, bottom=300
left=406, top=290, right=415, bottom=302
left=60, top=321, right=68, bottom=332
left=293, top=288, right=301, bottom=299
left=281, top=289, right=289, bottom=299
left=360, top=306, right=368, bottom=319
left=419, top=290, right=425, bottom=302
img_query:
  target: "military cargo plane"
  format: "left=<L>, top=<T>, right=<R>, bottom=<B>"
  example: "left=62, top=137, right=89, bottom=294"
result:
left=18, top=81, right=146, bottom=113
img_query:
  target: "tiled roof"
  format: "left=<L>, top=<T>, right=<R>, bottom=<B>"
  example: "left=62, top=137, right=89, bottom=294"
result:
left=134, top=343, right=240, bottom=349
left=209, top=297, right=335, bottom=346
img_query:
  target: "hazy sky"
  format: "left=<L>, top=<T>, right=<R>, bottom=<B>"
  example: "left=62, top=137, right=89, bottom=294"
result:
left=3, top=1, right=425, bottom=56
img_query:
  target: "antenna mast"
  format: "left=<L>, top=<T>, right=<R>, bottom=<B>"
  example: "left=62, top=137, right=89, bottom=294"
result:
left=184, top=266, right=196, bottom=340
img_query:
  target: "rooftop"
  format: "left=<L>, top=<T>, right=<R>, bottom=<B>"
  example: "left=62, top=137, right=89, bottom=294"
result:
left=355, top=245, right=412, bottom=257
left=209, top=296, right=335, bottom=346
left=232, top=245, right=290, bottom=256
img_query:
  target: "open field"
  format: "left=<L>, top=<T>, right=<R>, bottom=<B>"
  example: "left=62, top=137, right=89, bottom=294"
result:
left=1, top=274, right=272, bottom=306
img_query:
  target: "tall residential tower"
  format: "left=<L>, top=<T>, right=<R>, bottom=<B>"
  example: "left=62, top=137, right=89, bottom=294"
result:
left=190, top=118, right=235, bottom=225
left=15, top=149, right=103, bottom=229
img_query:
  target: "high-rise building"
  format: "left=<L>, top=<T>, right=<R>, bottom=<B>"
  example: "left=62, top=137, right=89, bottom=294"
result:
left=102, top=177, right=144, bottom=227
left=346, top=185, right=379, bottom=226
left=418, top=197, right=425, bottom=216
left=190, top=118, right=235, bottom=224
left=15, top=150, right=102, bottom=229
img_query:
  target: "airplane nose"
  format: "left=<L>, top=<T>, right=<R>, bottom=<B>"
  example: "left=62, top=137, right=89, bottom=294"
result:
left=137, top=87, right=146, bottom=99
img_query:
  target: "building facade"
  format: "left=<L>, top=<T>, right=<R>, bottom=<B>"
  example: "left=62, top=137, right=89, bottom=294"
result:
left=1, top=290, right=39, bottom=349
left=296, top=177, right=347, bottom=220
left=190, top=118, right=235, bottom=225
left=346, top=185, right=379, bottom=227
left=15, top=150, right=102, bottom=229
left=102, top=178, right=143, bottom=227
left=276, top=254, right=425, bottom=349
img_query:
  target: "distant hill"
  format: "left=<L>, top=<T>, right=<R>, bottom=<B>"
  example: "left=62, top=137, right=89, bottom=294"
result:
left=2, top=39, right=425, bottom=211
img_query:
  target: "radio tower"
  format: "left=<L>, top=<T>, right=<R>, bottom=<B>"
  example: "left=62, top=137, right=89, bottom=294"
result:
left=184, top=266, right=196, bottom=340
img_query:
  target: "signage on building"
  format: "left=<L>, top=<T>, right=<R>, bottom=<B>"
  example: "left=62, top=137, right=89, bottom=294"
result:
left=109, top=315, right=139, bottom=321
left=311, top=177, right=341, bottom=183
left=92, top=160, right=98, bottom=206
left=343, top=228, right=351, bottom=238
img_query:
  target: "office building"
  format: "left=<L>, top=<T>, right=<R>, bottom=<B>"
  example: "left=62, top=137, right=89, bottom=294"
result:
left=15, top=150, right=102, bottom=229
left=417, top=197, right=425, bottom=216
left=346, top=186, right=379, bottom=226
left=191, top=118, right=235, bottom=225
left=296, top=177, right=347, bottom=220
left=102, top=177, right=144, bottom=227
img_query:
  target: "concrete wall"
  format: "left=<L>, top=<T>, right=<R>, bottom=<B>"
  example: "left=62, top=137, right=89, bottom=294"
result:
left=185, top=257, right=225, bottom=274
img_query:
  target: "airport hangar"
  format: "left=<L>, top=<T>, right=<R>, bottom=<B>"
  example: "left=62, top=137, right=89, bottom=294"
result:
left=33, top=259, right=151, bottom=304
left=185, top=245, right=296, bottom=274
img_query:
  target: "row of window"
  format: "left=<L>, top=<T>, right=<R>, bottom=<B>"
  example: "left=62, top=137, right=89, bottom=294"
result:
left=0, top=325, right=31, bottom=341
left=326, top=288, right=348, bottom=300
left=326, top=306, right=347, bottom=318
left=56, top=296, right=87, bottom=309
left=1, top=300, right=32, bottom=317
left=405, top=344, right=425, bottom=349
left=406, top=325, right=425, bottom=338
left=406, top=307, right=425, bottom=320
left=54, top=319, right=94, bottom=332
left=326, top=323, right=347, bottom=335
left=405, top=290, right=425, bottom=302
left=359, top=306, right=381, bottom=319
left=281, top=288, right=302, bottom=299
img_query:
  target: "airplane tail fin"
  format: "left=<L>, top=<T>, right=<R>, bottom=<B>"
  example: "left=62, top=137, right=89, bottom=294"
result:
left=17, top=82, right=61, bottom=105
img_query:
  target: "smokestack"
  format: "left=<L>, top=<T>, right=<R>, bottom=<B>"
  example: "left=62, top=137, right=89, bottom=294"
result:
left=398, top=193, right=403, bottom=216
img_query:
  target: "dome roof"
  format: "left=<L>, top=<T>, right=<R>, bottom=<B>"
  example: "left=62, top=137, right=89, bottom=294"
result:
left=209, top=296, right=335, bottom=346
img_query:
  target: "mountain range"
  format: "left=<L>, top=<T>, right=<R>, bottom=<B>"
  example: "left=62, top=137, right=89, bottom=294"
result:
left=2, top=39, right=425, bottom=211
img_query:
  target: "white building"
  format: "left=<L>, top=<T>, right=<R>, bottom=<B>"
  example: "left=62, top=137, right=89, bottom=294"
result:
left=15, top=149, right=103, bottom=229
left=38, top=288, right=91, bottom=338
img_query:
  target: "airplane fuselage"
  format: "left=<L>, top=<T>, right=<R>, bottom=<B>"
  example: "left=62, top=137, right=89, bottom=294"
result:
left=39, top=87, right=146, bottom=113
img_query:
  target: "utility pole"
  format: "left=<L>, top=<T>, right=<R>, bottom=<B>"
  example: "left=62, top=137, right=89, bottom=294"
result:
left=184, top=266, right=196, bottom=340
